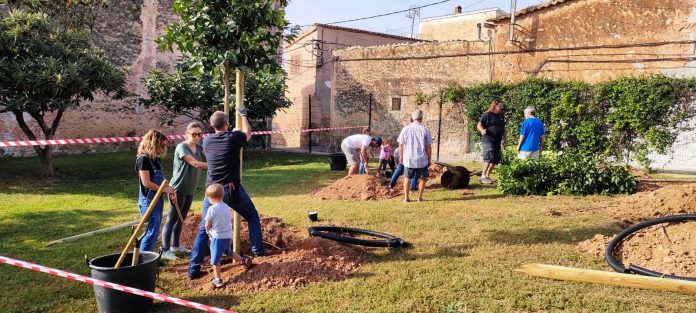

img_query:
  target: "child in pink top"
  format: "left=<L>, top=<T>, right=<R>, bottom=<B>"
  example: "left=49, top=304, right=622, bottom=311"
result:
left=376, top=137, right=391, bottom=178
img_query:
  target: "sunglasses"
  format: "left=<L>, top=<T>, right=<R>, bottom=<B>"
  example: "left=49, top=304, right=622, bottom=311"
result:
left=189, top=132, right=203, bottom=138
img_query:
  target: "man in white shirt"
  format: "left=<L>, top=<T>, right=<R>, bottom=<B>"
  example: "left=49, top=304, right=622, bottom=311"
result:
left=397, top=109, right=433, bottom=202
left=341, top=133, right=382, bottom=175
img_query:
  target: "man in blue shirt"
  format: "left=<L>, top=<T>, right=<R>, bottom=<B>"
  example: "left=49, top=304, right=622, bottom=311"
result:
left=517, top=106, right=545, bottom=160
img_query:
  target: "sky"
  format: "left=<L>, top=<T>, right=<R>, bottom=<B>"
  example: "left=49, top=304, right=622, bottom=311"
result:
left=285, top=0, right=547, bottom=38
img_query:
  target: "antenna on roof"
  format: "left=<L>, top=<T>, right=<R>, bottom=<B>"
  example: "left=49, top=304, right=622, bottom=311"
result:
left=406, top=5, right=421, bottom=39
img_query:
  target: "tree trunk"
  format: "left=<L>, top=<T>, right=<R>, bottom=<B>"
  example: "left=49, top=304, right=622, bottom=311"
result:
left=13, top=109, right=63, bottom=177
left=36, top=147, right=55, bottom=177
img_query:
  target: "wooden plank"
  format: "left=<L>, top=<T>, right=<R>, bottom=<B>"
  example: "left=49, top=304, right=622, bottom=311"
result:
left=46, top=219, right=142, bottom=246
left=516, top=263, right=696, bottom=295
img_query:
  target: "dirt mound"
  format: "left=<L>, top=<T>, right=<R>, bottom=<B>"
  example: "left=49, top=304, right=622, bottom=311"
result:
left=314, top=175, right=399, bottom=200
left=173, top=215, right=368, bottom=292
left=602, top=183, right=696, bottom=225
left=578, top=234, right=612, bottom=257
left=578, top=222, right=696, bottom=277
left=180, top=214, right=306, bottom=255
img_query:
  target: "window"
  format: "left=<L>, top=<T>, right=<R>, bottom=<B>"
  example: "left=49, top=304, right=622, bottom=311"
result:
left=391, top=97, right=401, bottom=111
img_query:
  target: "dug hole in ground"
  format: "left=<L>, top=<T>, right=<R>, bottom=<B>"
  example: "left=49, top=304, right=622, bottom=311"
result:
left=576, top=183, right=696, bottom=277
left=174, top=215, right=368, bottom=292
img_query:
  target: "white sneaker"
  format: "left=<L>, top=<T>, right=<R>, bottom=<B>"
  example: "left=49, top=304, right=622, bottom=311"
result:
left=172, top=246, right=191, bottom=254
left=161, top=250, right=179, bottom=260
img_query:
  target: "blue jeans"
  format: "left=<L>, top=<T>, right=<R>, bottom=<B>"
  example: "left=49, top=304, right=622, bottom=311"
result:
left=138, top=197, right=163, bottom=252
left=389, top=164, right=418, bottom=190
left=188, top=183, right=263, bottom=277
left=137, top=162, right=164, bottom=252
left=359, top=162, right=366, bottom=174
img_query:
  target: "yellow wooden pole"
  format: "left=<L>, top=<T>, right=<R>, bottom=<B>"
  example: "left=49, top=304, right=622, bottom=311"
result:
left=516, top=263, right=696, bottom=295
left=115, top=180, right=169, bottom=268
left=233, top=69, right=244, bottom=254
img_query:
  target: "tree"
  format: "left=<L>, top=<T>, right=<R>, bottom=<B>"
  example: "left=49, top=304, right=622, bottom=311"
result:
left=0, top=10, right=126, bottom=176
left=140, top=61, right=291, bottom=130
left=158, top=0, right=289, bottom=116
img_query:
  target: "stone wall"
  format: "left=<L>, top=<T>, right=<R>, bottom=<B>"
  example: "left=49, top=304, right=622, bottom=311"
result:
left=332, top=0, right=696, bottom=163
left=332, top=41, right=491, bottom=160
left=1, top=0, right=183, bottom=157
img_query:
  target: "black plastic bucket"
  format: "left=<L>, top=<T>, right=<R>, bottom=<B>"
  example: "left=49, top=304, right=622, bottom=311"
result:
left=329, top=153, right=347, bottom=171
left=87, top=251, right=160, bottom=313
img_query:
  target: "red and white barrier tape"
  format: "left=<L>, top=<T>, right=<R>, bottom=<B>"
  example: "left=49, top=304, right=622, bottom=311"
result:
left=0, top=125, right=367, bottom=148
left=0, top=255, right=236, bottom=313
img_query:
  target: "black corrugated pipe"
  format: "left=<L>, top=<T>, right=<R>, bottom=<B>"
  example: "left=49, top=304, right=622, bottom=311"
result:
left=605, top=214, right=696, bottom=282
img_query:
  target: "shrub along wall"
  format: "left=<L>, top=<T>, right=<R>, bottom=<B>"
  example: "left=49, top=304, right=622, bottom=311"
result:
left=443, top=75, right=696, bottom=169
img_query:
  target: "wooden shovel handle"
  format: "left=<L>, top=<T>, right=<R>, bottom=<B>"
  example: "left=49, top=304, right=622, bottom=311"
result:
left=115, top=180, right=169, bottom=268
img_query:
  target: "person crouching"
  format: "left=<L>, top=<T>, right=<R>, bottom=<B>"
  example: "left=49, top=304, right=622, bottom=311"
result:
left=204, top=183, right=252, bottom=288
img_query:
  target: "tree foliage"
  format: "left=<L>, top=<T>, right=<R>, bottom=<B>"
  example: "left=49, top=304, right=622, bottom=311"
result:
left=443, top=75, right=696, bottom=169
left=0, top=9, right=126, bottom=175
left=140, top=62, right=291, bottom=128
left=157, top=0, right=290, bottom=124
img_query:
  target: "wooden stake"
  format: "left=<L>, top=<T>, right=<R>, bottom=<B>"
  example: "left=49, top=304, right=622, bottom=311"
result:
left=233, top=69, right=245, bottom=255
left=115, top=180, right=169, bottom=268
left=516, top=263, right=696, bottom=295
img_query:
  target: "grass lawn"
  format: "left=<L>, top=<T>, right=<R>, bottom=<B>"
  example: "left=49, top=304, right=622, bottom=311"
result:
left=1, top=150, right=695, bottom=312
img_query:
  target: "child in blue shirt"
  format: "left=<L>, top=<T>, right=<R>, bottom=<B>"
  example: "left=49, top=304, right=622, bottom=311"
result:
left=205, top=183, right=252, bottom=288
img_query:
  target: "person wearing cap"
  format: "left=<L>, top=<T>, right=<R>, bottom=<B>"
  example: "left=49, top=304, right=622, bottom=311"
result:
left=477, top=100, right=506, bottom=184
left=397, top=109, right=433, bottom=202
left=341, top=133, right=382, bottom=175
left=517, top=106, right=545, bottom=160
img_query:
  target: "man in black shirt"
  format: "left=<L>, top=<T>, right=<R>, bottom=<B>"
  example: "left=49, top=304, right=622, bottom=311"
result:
left=188, top=109, right=266, bottom=279
left=476, top=100, right=506, bottom=184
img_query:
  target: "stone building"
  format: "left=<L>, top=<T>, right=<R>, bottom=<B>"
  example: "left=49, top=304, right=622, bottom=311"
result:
left=419, top=7, right=504, bottom=41
left=331, top=0, right=696, bottom=171
left=272, top=24, right=418, bottom=148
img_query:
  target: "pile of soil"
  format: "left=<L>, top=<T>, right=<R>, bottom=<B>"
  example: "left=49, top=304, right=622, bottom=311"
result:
left=180, top=214, right=306, bottom=255
left=602, top=183, right=696, bottom=225
left=313, top=164, right=452, bottom=201
left=174, top=215, right=368, bottom=292
left=314, top=175, right=399, bottom=200
left=578, top=222, right=696, bottom=277
left=578, top=183, right=696, bottom=277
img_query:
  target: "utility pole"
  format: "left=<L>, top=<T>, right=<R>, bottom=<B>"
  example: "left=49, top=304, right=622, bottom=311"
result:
left=406, top=6, right=420, bottom=39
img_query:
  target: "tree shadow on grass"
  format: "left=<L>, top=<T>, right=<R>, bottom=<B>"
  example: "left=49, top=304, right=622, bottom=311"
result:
left=369, top=244, right=472, bottom=264
left=154, top=294, right=241, bottom=313
left=0, top=150, right=340, bottom=199
left=0, top=208, right=135, bottom=249
left=483, top=226, right=617, bottom=246
left=432, top=193, right=508, bottom=202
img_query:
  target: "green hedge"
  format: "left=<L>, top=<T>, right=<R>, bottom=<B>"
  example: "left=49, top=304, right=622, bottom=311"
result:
left=496, top=152, right=637, bottom=196
left=443, top=75, right=696, bottom=169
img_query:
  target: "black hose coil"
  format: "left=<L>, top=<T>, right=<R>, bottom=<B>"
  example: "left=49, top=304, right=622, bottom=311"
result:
left=308, top=226, right=408, bottom=248
left=604, top=214, right=696, bottom=281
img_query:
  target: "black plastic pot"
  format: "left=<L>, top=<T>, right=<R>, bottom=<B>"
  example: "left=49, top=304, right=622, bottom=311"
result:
left=87, top=251, right=160, bottom=313
left=329, top=153, right=347, bottom=171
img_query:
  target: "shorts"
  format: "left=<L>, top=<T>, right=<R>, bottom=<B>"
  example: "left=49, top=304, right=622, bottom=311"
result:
left=482, top=141, right=502, bottom=164
left=210, top=238, right=232, bottom=266
left=341, top=142, right=360, bottom=166
left=517, top=150, right=540, bottom=160
left=405, top=167, right=429, bottom=180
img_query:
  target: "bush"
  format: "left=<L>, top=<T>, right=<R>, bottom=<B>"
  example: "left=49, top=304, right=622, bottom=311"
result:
left=497, top=154, right=637, bottom=196
left=446, top=75, right=696, bottom=169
